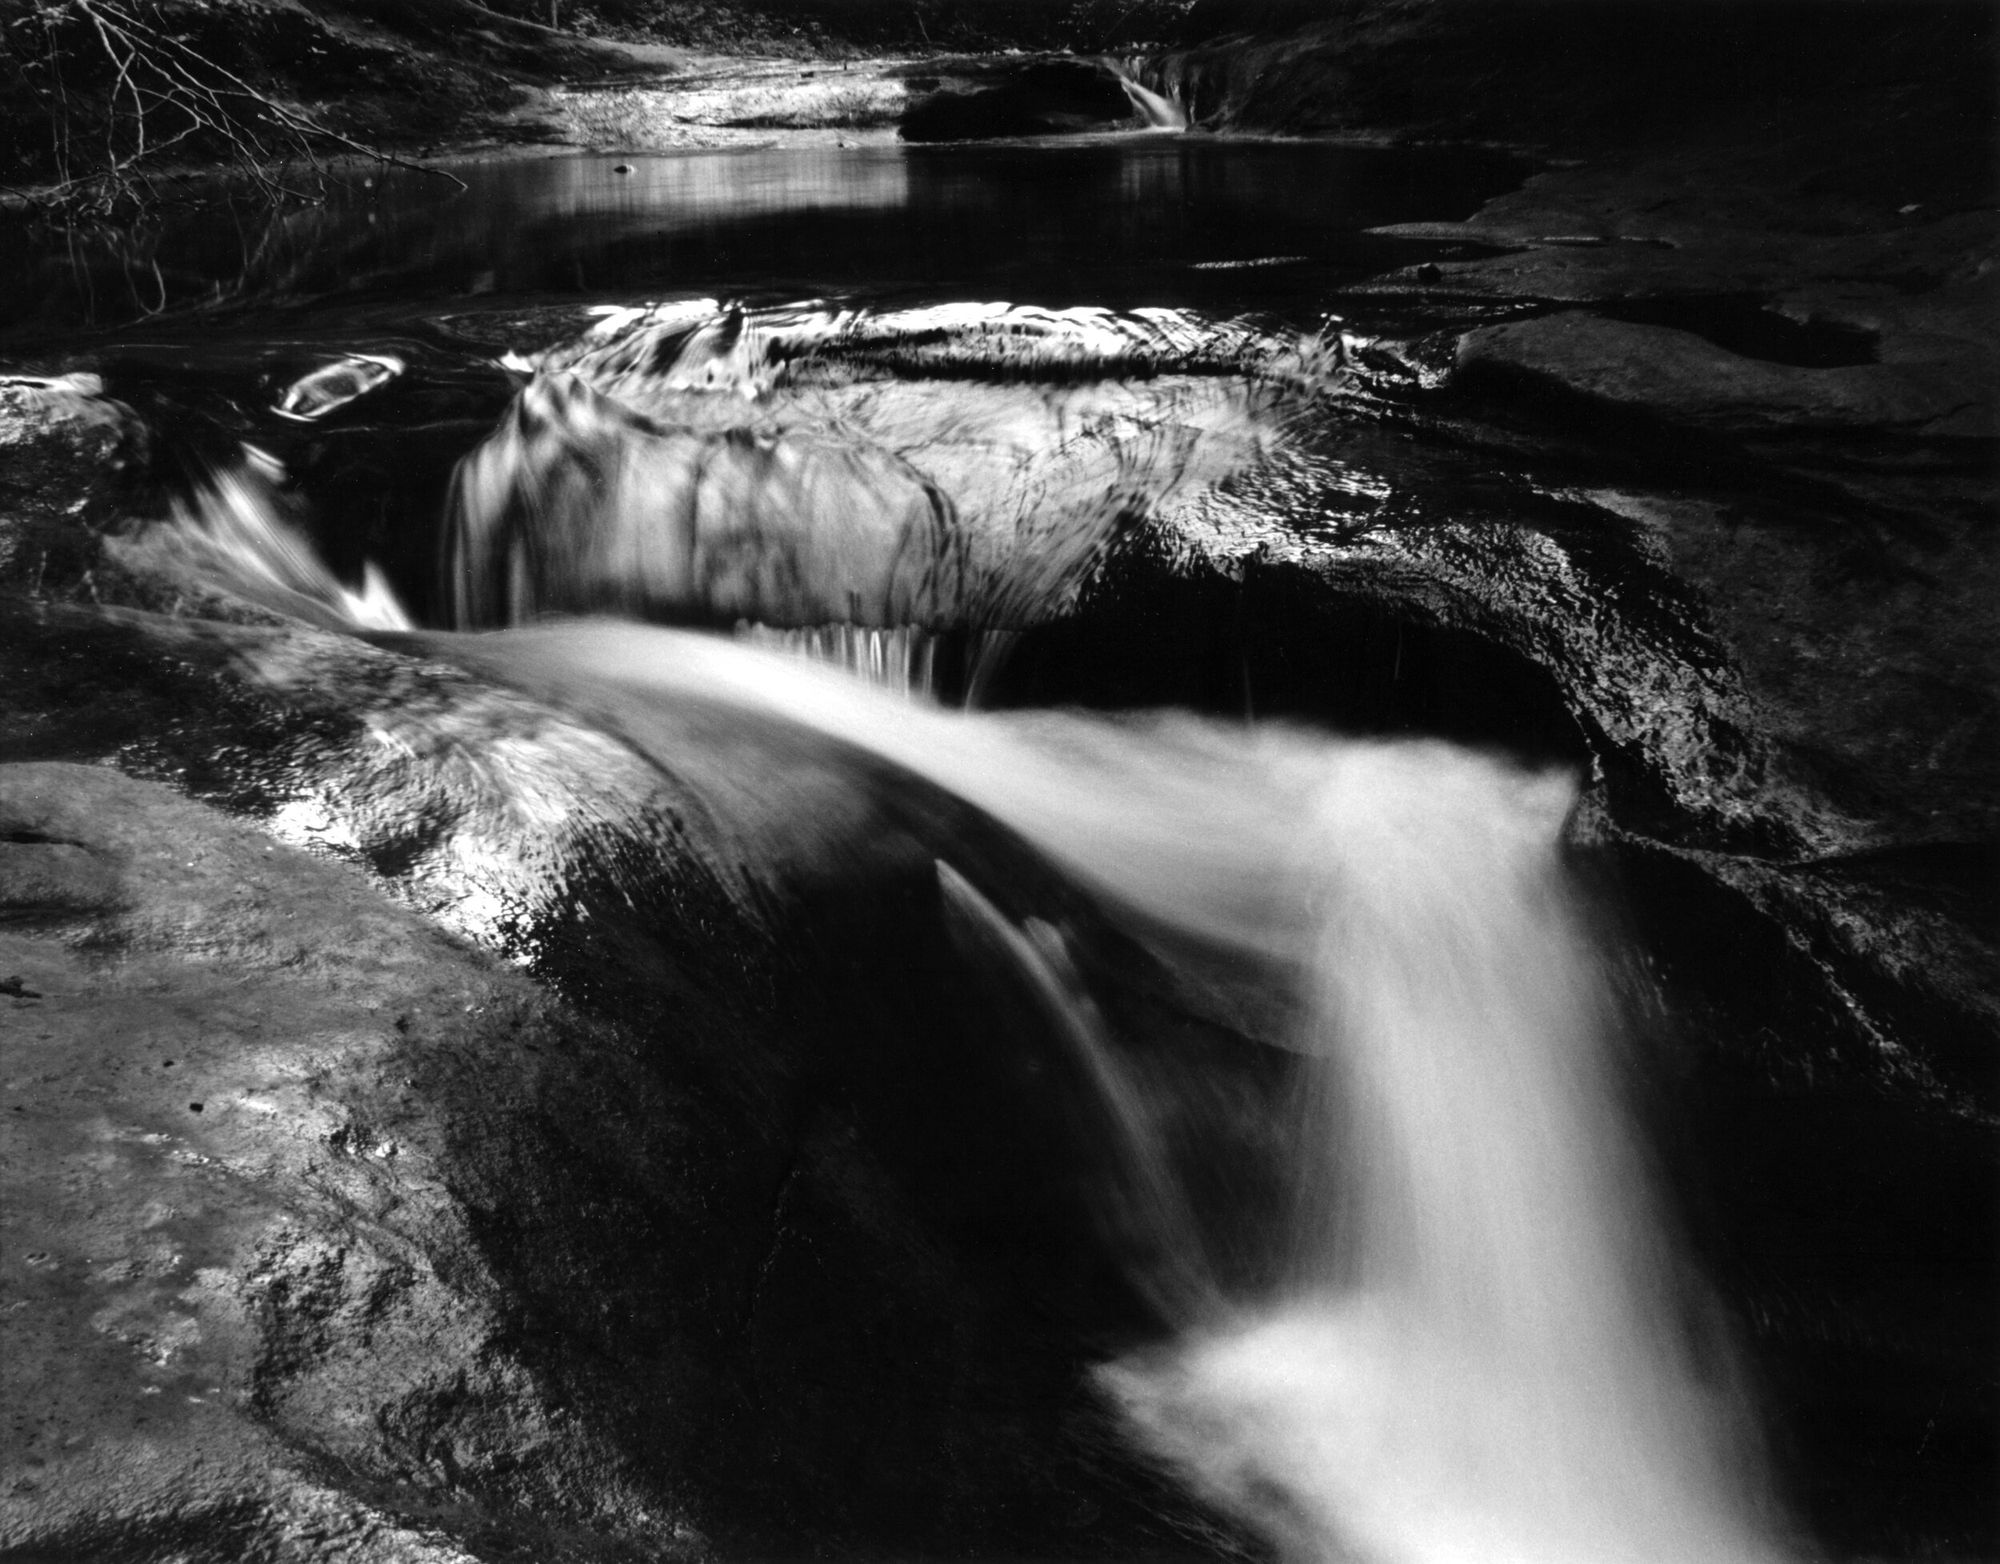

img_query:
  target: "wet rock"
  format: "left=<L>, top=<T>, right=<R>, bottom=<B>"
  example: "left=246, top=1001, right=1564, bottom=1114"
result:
left=1371, top=163, right=1997, bottom=872
left=1569, top=485, right=1998, bottom=858
left=0, top=376, right=150, bottom=597
left=0, top=609, right=1234, bottom=1563
left=1455, top=309, right=1992, bottom=439
left=900, top=57, right=1137, bottom=142
left=0, top=761, right=706, bottom=1562
left=1365, top=176, right=1997, bottom=305
left=554, top=67, right=911, bottom=151
left=0, top=836, right=126, bottom=916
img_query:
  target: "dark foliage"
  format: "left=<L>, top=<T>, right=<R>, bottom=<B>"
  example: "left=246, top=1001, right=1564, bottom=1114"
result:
left=552, top=0, right=1206, bottom=53
left=0, top=0, right=452, bottom=217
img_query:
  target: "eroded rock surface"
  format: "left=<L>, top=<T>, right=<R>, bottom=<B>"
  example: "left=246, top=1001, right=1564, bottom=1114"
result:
left=1, top=761, right=702, bottom=1561
left=0, top=603, right=1226, bottom=1562
left=1455, top=308, right=1991, bottom=439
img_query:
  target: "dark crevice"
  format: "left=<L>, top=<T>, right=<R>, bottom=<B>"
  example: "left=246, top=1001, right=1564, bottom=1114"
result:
left=1, top=828, right=92, bottom=848
left=991, top=539, right=1591, bottom=769
left=1595, top=295, right=1880, bottom=368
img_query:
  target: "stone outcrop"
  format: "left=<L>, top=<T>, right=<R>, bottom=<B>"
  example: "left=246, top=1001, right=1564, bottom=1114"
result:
left=0, top=376, right=150, bottom=598
left=1455, top=307, right=1991, bottom=439
left=0, top=581, right=1223, bottom=1561
left=2, top=760, right=702, bottom=1561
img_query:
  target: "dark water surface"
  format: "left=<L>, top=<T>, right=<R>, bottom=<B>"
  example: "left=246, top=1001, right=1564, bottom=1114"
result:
left=3, top=138, right=1535, bottom=631
left=2, top=139, right=1525, bottom=341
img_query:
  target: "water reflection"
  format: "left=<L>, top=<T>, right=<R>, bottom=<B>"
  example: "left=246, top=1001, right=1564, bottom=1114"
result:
left=1, top=140, right=1526, bottom=338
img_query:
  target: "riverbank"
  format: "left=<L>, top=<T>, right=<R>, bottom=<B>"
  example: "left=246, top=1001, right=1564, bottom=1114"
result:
left=0, top=0, right=1203, bottom=201
left=8, top=1, right=1989, bottom=202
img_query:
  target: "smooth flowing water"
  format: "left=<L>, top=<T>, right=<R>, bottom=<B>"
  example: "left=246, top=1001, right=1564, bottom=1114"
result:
left=2, top=140, right=1520, bottom=335
left=15, top=139, right=1789, bottom=1561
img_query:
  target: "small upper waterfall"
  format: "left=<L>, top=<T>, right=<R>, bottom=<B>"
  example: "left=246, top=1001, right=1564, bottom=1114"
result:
left=1110, top=59, right=1191, bottom=131
left=137, top=294, right=1789, bottom=1564
left=734, top=622, right=944, bottom=698
left=445, top=301, right=1331, bottom=644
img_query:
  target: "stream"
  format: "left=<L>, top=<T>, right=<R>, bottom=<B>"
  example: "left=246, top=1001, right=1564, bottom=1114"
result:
left=3, top=138, right=1990, bottom=1561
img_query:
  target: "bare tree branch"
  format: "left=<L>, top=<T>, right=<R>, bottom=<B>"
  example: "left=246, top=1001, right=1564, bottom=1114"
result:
left=4, top=0, right=466, bottom=224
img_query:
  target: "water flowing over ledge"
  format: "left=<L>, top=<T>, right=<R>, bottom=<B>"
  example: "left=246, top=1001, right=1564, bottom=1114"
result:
left=134, top=354, right=1789, bottom=1558
left=445, top=300, right=1346, bottom=646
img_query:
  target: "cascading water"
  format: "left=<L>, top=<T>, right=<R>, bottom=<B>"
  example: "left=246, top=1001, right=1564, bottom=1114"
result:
left=452, top=626, right=1785, bottom=1564
left=732, top=622, right=1025, bottom=702
left=1095, top=747, right=1783, bottom=1564
left=445, top=302, right=1332, bottom=641
left=735, top=622, right=944, bottom=698
left=136, top=297, right=1789, bottom=1564
left=1109, top=61, right=1191, bottom=132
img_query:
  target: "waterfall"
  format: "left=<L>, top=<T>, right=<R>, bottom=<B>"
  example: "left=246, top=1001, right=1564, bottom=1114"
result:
left=444, top=623, right=1787, bottom=1564
left=140, top=309, right=1786, bottom=1563
left=1110, top=60, right=1190, bottom=131
left=1094, top=746, right=1782, bottom=1564
left=444, top=300, right=1326, bottom=634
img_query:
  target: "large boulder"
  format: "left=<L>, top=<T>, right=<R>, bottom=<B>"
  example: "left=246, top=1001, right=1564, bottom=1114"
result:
left=1, top=760, right=702, bottom=1561
left=0, top=376, right=151, bottom=595
left=1455, top=308, right=1992, bottom=440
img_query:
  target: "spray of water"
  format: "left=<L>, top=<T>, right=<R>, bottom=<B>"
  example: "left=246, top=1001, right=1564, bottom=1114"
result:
left=148, top=455, right=415, bottom=633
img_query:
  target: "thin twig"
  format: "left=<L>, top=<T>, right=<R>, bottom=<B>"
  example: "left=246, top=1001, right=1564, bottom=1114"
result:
left=88, top=0, right=468, bottom=189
